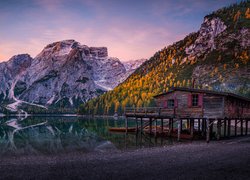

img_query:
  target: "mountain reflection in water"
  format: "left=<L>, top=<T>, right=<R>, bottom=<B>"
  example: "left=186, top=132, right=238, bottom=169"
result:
left=0, top=116, right=174, bottom=156
left=0, top=116, right=116, bottom=156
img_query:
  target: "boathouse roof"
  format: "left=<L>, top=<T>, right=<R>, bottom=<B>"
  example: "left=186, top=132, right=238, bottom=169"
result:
left=153, top=87, right=250, bottom=102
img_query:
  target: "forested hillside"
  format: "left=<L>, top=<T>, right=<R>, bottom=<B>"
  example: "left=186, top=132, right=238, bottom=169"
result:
left=79, top=1, right=250, bottom=115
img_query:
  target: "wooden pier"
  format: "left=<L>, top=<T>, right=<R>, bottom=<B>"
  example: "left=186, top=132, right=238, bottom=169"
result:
left=116, top=88, right=250, bottom=142
left=124, top=107, right=250, bottom=142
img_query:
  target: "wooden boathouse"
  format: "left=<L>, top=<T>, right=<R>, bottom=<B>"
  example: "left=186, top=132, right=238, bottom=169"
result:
left=123, top=87, right=250, bottom=142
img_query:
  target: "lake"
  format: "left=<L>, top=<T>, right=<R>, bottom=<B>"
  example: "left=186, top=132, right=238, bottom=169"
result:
left=0, top=116, right=176, bottom=156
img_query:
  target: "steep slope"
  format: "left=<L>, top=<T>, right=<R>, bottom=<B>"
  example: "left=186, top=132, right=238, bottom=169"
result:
left=80, top=1, right=250, bottom=115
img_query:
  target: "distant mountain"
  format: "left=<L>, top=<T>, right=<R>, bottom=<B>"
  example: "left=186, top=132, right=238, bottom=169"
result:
left=0, top=40, right=146, bottom=113
left=81, top=1, right=250, bottom=115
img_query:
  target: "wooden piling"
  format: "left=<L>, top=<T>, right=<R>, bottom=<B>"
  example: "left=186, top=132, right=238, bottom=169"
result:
left=210, top=120, right=214, bottom=137
left=140, top=118, right=143, bottom=133
left=190, top=119, right=194, bottom=139
left=177, top=119, right=181, bottom=141
left=235, top=119, right=237, bottom=136
left=227, top=119, right=231, bottom=137
left=217, top=119, right=221, bottom=140
left=245, top=120, right=248, bottom=135
left=161, top=119, right=163, bottom=133
left=154, top=118, right=157, bottom=137
left=168, top=118, right=172, bottom=136
left=240, top=119, right=243, bottom=136
left=198, top=119, right=200, bottom=132
left=206, top=118, right=210, bottom=143
left=224, top=119, right=227, bottom=137
left=136, top=118, right=138, bottom=133
left=149, top=118, right=152, bottom=134
left=125, top=118, right=128, bottom=133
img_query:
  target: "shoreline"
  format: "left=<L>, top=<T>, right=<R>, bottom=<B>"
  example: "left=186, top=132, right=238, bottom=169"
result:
left=0, top=136, right=250, bottom=180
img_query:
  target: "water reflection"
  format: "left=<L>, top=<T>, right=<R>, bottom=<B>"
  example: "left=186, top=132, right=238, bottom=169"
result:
left=0, top=116, right=116, bottom=156
left=0, top=116, right=175, bottom=156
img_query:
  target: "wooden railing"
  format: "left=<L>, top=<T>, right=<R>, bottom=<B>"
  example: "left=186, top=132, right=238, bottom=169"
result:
left=125, top=107, right=203, bottom=118
left=125, top=107, right=175, bottom=117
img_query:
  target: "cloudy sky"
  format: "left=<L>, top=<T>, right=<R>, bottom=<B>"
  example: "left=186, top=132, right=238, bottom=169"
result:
left=0, top=0, right=241, bottom=62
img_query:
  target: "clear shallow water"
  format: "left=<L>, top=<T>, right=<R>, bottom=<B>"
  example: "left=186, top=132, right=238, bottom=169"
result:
left=0, top=116, right=174, bottom=156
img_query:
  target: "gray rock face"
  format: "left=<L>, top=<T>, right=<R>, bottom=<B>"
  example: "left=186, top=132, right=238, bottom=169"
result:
left=0, top=40, right=145, bottom=110
left=0, top=54, right=32, bottom=101
left=185, top=17, right=227, bottom=58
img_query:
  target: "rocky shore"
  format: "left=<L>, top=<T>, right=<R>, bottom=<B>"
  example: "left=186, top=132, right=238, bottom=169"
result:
left=0, top=137, right=250, bottom=180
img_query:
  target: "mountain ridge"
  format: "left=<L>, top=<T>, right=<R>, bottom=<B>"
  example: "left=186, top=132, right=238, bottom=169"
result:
left=0, top=40, right=146, bottom=113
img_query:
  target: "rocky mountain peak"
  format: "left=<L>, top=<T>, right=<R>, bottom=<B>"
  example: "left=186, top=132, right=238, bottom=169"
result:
left=7, top=54, right=32, bottom=76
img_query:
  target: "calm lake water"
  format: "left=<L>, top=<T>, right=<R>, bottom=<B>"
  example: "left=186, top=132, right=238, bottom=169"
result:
left=0, top=116, right=175, bottom=156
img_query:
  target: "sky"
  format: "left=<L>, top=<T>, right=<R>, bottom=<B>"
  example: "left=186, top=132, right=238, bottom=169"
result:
left=0, top=0, right=242, bottom=62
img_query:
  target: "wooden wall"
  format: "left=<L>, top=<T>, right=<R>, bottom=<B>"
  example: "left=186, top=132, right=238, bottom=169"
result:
left=203, top=94, right=224, bottom=118
left=155, top=91, right=250, bottom=119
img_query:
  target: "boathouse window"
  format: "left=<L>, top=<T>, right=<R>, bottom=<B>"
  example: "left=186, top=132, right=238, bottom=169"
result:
left=192, top=94, right=199, bottom=107
left=167, top=99, right=175, bottom=108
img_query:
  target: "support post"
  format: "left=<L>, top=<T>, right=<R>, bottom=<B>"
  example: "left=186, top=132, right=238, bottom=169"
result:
left=141, top=118, right=143, bottom=134
left=206, top=118, right=210, bottom=143
left=227, top=119, right=231, bottom=137
left=161, top=119, right=164, bottom=134
left=198, top=119, right=200, bottom=132
left=149, top=118, right=152, bottom=134
left=177, top=118, right=181, bottom=141
left=241, top=119, right=243, bottom=136
left=190, top=119, right=194, bottom=139
left=136, top=118, right=138, bottom=133
left=235, top=119, right=237, bottom=136
left=154, top=119, right=157, bottom=137
left=245, top=120, right=248, bottom=135
left=224, top=119, right=227, bottom=137
left=125, top=118, right=128, bottom=134
left=168, top=119, right=172, bottom=136
left=180, top=119, right=182, bottom=132
left=217, top=119, right=221, bottom=140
